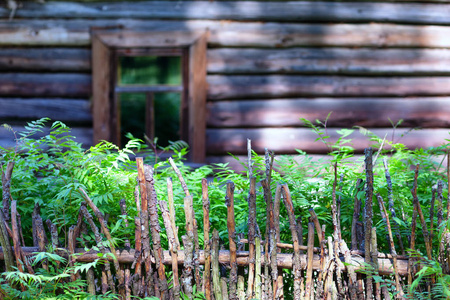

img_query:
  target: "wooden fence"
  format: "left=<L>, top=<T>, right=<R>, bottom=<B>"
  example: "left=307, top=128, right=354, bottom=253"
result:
left=0, top=147, right=444, bottom=300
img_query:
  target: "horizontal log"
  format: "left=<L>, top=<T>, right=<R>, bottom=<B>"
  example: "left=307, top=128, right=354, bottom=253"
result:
left=0, top=73, right=91, bottom=97
left=0, top=247, right=410, bottom=276
left=3, top=1, right=450, bottom=25
left=207, top=75, right=450, bottom=100
left=208, top=48, right=450, bottom=75
left=0, top=48, right=90, bottom=71
left=0, top=125, right=93, bottom=148
left=206, top=128, right=450, bottom=155
left=207, top=97, right=450, bottom=128
left=0, top=98, right=91, bottom=123
left=7, top=47, right=450, bottom=75
left=2, top=20, right=450, bottom=48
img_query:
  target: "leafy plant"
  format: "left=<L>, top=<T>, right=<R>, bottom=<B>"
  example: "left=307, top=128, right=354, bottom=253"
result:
left=1, top=250, right=117, bottom=300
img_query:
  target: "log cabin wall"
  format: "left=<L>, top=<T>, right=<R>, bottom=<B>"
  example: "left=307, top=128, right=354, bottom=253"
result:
left=1, top=1, right=450, bottom=165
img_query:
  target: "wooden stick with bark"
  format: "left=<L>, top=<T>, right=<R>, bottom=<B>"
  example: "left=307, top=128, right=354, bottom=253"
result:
left=351, top=179, right=363, bottom=250
left=80, top=205, right=115, bottom=294
left=131, top=216, right=143, bottom=297
left=305, top=222, right=315, bottom=300
left=212, top=229, right=222, bottom=300
left=376, top=194, right=404, bottom=299
left=2, top=161, right=14, bottom=222
left=202, top=178, right=212, bottom=300
left=410, top=164, right=432, bottom=260
left=226, top=181, right=238, bottom=300
left=167, top=177, right=180, bottom=249
left=273, top=184, right=284, bottom=300
left=46, top=219, right=59, bottom=250
left=168, top=157, right=190, bottom=196
left=255, top=235, right=262, bottom=300
left=308, top=208, right=323, bottom=244
left=136, top=158, right=155, bottom=297
left=371, top=227, right=381, bottom=300
left=281, top=184, right=302, bottom=300
left=408, top=209, right=417, bottom=287
left=144, top=165, right=169, bottom=299
left=339, top=238, right=358, bottom=300
left=11, top=200, right=30, bottom=274
left=160, top=199, right=180, bottom=300
left=168, top=159, right=201, bottom=288
left=261, top=178, right=275, bottom=300
left=364, top=147, right=374, bottom=300
left=247, top=176, right=257, bottom=299
left=79, top=188, right=125, bottom=296
left=182, top=195, right=195, bottom=298
left=383, top=158, right=405, bottom=255
left=68, top=226, right=79, bottom=282
left=0, top=206, right=13, bottom=272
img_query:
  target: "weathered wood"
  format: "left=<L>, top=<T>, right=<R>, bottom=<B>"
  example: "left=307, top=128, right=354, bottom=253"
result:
left=206, top=128, right=450, bottom=155
left=207, top=75, right=450, bottom=100
left=212, top=229, right=222, bottom=300
left=80, top=205, right=115, bottom=294
left=0, top=246, right=412, bottom=275
left=11, top=201, right=26, bottom=273
left=364, top=148, right=374, bottom=300
left=281, top=184, right=302, bottom=300
left=207, top=97, right=450, bottom=128
left=4, top=1, right=450, bottom=25
left=160, top=199, right=180, bottom=300
left=92, top=32, right=114, bottom=144
left=188, top=32, right=208, bottom=162
left=4, top=20, right=450, bottom=48
left=144, top=165, right=169, bottom=300
left=351, top=179, right=363, bottom=251
left=305, top=222, right=315, bottom=300
left=247, top=176, right=257, bottom=299
left=182, top=195, right=195, bottom=298
left=208, top=48, right=450, bottom=75
left=0, top=73, right=90, bottom=98
left=376, top=194, right=404, bottom=299
left=226, top=181, right=237, bottom=300
left=0, top=98, right=91, bottom=123
left=0, top=48, right=90, bottom=71
left=1, top=161, right=14, bottom=222
left=411, top=165, right=433, bottom=260
left=202, top=178, right=212, bottom=300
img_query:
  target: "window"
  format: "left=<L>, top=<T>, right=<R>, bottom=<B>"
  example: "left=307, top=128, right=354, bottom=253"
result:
left=91, top=30, right=207, bottom=162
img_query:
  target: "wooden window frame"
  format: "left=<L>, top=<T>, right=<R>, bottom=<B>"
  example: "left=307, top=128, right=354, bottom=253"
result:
left=92, top=30, right=207, bottom=162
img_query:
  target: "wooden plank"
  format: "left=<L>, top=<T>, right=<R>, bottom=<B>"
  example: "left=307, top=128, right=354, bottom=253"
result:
left=188, top=32, right=208, bottom=163
left=0, top=48, right=90, bottom=71
left=0, top=73, right=91, bottom=98
left=0, top=125, right=93, bottom=149
left=206, top=128, right=450, bottom=154
left=97, top=30, right=207, bottom=48
left=92, top=33, right=114, bottom=144
left=2, top=20, right=450, bottom=48
left=207, top=75, right=450, bottom=100
left=207, top=48, right=450, bottom=75
left=0, top=98, right=91, bottom=123
left=207, top=97, right=450, bottom=128
left=3, top=1, right=450, bottom=25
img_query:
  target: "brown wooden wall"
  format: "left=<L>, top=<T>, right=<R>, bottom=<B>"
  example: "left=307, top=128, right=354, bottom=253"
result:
left=1, top=1, right=450, bottom=164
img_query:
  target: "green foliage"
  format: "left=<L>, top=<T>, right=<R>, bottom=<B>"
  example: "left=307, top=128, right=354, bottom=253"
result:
left=2, top=118, right=450, bottom=298
left=2, top=251, right=117, bottom=300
